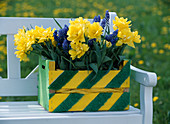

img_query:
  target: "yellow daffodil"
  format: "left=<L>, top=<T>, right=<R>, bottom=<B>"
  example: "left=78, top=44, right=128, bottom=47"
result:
left=69, top=17, right=90, bottom=29
left=113, top=16, right=141, bottom=48
left=116, top=28, right=136, bottom=48
left=113, top=16, right=131, bottom=31
left=69, top=42, right=89, bottom=60
left=87, top=22, right=103, bottom=41
left=14, top=26, right=56, bottom=61
left=103, top=40, right=112, bottom=48
left=67, top=24, right=85, bottom=43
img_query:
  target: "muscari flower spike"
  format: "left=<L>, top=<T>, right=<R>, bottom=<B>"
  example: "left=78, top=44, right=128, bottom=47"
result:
left=105, top=29, right=119, bottom=45
left=101, top=18, right=106, bottom=29
left=105, top=10, right=110, bottom=21
left=58, top=25, right=68, bottom=40
left=93, top=15, right=101, bottom=22
left=53, top=30, right=59, bottom=42
left=62, top=39, right=71, bottom=50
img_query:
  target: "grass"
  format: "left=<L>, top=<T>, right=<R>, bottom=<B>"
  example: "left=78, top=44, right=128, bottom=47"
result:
left=0, top=0, right=169, bottom=123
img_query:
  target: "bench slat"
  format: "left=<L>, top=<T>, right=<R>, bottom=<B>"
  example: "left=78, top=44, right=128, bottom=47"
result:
left=0, top=101, right=140, bottom=118
left=0, top=79, right=37, bottom=96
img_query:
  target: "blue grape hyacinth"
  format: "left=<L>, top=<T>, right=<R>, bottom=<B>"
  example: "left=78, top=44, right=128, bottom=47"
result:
left=93, top=15, right=101, bottom=22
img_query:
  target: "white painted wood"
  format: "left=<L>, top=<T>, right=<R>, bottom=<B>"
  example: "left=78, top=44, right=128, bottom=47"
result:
left=109, top=12, right=117, bottom=32
left=131, top=65, right=157, bottom=87
left=0, top=101, right=140, bottom=117
left=7, top=35, right=20, bottom=79
left=25, top=65, right=39, bottom=79
left=0, top=114, right=142, bottom=124
left=0, top=17, right=93, bottom=35
left=140, top=85, right=153, bottom=124
left=0, top=79, right=37, bottom=96
left=0, top=101, right=142, bottom=124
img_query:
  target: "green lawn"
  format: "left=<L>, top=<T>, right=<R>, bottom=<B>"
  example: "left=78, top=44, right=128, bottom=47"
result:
left=0, top=0, right=169, bottom=123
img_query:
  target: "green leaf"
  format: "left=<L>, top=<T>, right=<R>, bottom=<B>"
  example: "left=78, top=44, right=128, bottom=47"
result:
left=101, top=41, right=107, bottom=61
left=93, top=42, right=101, bottom=67
left=61, top=56, right=76, bottom=69
left=102, top=56, right=112, bottom=63
left=89, top=63, right=98, bottom=74
left=53, top=18, right=62, bottom=29
left=60, top=57, right=66, bottom=70
left=74, top=61, right=86, bottom=67
left=119, top=55, right=125, bottom=62
left=106, top=60, right=113, bottom=74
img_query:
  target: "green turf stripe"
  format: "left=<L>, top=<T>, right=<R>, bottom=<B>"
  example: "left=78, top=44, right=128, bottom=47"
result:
left=109, top=92, right=130, bottom=111
left=48, top=70, right=78, bottom=90
left=52, top=93, right=84, bottom=112
left=49, top=93, right=55, bottom=99
left=83, top=93, right=112, bottom=112
left=77, top=71, right=108, bottom=89
left=105, top=60, right=131, bottom=88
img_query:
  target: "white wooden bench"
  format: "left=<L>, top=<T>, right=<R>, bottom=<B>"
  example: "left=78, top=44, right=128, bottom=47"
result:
left=0, top=12, right=157, bottom=124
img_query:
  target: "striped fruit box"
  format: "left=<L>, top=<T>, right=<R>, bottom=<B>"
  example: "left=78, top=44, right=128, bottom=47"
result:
left=38, top=57, right=131, bottom=113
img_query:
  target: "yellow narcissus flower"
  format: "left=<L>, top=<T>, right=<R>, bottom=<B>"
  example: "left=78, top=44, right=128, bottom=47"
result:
left=113, top=16, right=131, bottom=30
left=87, top=22, right=103, bottom=41
left=15, top=50, right=29, bottom=62
left=116, top=28, right=136, bottom=48
left=69, top=42, right=89, bottom=60
left=113, top=16, right=141, bottom=48
left=69, top=17, right=90, bottom=29
left=67, top=24, right=85, bottom=43
left=14, top=26, right=56, bottom=61
left=103, top=40, right=112, bottom=48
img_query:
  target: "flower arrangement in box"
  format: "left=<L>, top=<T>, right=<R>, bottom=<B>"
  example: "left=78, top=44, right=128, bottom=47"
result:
left=14, top=11, right=141, bottom=112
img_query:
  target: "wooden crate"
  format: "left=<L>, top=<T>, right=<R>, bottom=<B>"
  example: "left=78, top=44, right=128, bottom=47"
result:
left=38, top=57, right=131, bottom=113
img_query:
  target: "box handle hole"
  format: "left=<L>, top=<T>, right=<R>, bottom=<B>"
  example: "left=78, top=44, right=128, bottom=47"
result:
left=42, top=65, right=45, bottom=69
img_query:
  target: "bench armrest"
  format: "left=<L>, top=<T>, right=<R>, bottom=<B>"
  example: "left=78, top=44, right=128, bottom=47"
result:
left=130, top=65, right=157, bottom=124
left=130, top=65, right=157, bottom=87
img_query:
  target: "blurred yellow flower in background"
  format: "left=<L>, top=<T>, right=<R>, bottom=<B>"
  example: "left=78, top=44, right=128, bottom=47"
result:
left=153, top=49, right=158, bottom=54
left=141, top=36, right=145, bottom=41
left=159, top=49, right=164, bottom=54
left=151, top=43, right=157, bottom=48
left=138, top=60, right=144, bottom=65
left=161, top=27, right=168, bottom=35
left=0, top=68, right=3, bottom=72
left=153, top=96, right=159, bottom=102
left=134, top=103, right=139, bottom=107
left=157, top=76, right=161, bottom=80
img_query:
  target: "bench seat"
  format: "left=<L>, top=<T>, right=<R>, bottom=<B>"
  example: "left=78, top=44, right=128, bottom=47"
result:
left=0, top=101, right=142, bottom=124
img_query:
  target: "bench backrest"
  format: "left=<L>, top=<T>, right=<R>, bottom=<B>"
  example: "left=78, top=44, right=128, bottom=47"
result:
left=0, top=12, right=117, bottom=97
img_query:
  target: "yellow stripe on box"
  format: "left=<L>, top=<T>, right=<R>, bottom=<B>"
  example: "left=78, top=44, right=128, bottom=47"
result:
left=49, top=70, right=64, bottom=85
left=49, top=94, right=69, bottom=112
left=98, top=92, right=123, bottom=110
left=120, top=77, right=130, bottom=88
left=49, top=61, right=55, bottom=71
left=91, top=71, right=119, bottom=88
left=98, top=77, right=130, bottom=110
left=61, top=71, right=92, bottom=89
left=69, top=93, right=99, bottom=111
left=68, top=71, right=119, bottom=111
